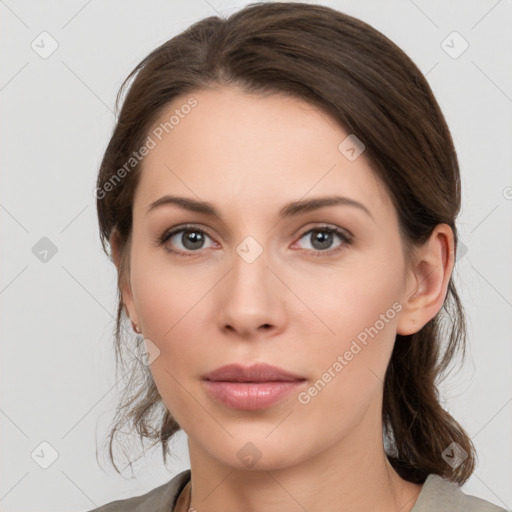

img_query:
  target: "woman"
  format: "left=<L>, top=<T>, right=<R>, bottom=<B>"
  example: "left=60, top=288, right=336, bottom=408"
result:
left=88, top=2, right=507, bottom=511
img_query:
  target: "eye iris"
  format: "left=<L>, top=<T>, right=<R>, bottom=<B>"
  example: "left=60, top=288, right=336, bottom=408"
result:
left=182, top=230, right=204, bottom=250
left=312, top=230, right=333, bottom=250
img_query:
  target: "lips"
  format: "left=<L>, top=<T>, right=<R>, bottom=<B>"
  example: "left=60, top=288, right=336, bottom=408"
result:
left=201, top=363, right=306, bottom=410
left=201, top=362, right=305, bottom=383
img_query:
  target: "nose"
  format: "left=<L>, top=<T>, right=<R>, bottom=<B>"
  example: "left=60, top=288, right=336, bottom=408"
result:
left=217, top=244, right=286, bottom=338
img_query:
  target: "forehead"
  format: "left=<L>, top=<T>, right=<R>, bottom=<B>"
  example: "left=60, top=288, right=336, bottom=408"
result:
left=133, top=86, right=390, bottom=219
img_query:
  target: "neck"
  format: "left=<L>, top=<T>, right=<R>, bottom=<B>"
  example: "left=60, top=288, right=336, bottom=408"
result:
left=186, top=406, right=423, bottom=512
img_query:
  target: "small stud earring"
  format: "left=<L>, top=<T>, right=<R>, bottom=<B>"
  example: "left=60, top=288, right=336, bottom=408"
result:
left=131, top=321, right=141, bottom=334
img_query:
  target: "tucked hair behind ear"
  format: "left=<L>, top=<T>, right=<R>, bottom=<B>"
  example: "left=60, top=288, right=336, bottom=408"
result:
left=96, top=1, right=475, bottom=484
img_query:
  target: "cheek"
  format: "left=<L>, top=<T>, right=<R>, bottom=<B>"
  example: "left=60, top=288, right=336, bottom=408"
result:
left=297, top=294, right=400, bottom=432
left=130, top=249, right=213, bottom=340
left=298, top=257, right=403, bottom=396
left=131, top=266, right=206, bottom=425
left=300, top=255, right=404, bottom=343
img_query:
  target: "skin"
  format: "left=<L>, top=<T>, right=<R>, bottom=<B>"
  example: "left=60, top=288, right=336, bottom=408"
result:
left=111, top=85, right=455, bottom=512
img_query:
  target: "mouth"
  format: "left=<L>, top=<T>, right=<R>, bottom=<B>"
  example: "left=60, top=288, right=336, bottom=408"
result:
left=201, top=363, right=306, bottom=410
left=201, top=362, right=306, bottom=383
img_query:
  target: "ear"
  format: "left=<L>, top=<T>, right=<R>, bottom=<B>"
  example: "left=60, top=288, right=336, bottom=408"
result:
left=110, top=230, right=139, bottom=328
left=397, top=223, right=455, bottom=336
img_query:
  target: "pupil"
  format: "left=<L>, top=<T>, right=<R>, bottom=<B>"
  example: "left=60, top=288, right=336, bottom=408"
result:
left=183, top=231, right=203, bottom=250
left=313, top=231, right=332, bottom=250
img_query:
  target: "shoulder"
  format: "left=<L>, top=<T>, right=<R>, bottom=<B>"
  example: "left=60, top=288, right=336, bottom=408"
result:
left=412, top=474, right=509, bottom=512
left=82, top=469, right=191, bottom=512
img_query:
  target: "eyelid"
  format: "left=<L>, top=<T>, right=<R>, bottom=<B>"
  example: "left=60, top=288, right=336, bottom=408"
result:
left=156, top=222, right=353, bottom=256
left=291, top=224, right=353, bottom=254
left=155, top=223, right=217, bottom=249
left=294, top=222, right=353, bottom=241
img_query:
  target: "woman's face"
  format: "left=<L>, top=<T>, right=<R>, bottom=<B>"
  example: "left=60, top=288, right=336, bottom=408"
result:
left=121, top=85, right=415, bottom=471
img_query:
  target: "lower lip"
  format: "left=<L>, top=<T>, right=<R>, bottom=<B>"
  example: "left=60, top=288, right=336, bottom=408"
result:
left=202, top=380, right=305, bottom=410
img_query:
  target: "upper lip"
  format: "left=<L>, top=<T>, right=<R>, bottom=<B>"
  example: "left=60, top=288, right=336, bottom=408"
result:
left=202, top=363, right=305, bottom=382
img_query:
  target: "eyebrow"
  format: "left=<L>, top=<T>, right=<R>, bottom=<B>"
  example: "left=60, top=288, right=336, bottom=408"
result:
left=146, top=194, right=373, bottom=221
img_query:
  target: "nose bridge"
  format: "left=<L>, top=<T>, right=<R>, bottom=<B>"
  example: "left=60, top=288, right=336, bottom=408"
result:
left=218, top=232, right=283, bottom=335
left=235, top=233, right=266, bottom=266
left=230, top=233, right=272, bottom=300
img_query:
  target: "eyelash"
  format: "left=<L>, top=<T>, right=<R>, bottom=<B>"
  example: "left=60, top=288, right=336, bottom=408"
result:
left=155, top=224, right=353, bottom=258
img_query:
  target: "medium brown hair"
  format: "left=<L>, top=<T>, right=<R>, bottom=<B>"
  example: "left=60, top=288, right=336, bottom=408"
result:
left=96, top=1, right=475, bottom=484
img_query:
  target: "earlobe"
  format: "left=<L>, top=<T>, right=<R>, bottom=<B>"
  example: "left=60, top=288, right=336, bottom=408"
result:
left=396, top=224, right=455, bottom=336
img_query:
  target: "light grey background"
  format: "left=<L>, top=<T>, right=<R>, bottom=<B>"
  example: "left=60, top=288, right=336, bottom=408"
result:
left=1, top=0, right=511, bottom=511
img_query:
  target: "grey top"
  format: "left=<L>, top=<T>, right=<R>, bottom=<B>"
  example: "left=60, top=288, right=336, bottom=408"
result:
left=84, top=469, right=509, bottom=512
